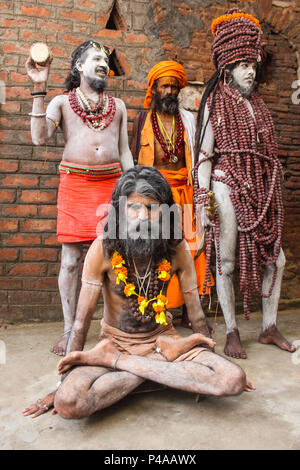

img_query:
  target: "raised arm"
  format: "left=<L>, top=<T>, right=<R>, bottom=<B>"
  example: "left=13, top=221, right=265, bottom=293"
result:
left=25, top=55, right=61, bottom=145
left=117, top=99, right=134, bottom=171
left=175, top=240, right=211, bottom=337
left=66, top=239, right=107, bottom=354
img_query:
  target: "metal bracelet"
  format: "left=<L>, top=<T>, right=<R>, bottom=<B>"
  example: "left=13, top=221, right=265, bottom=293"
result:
left=28, top=112, right=47, bottom=117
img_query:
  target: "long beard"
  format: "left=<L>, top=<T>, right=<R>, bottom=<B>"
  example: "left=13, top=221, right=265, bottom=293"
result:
left=119, top=218, right=170, bottom=262
left=232, top=78, right=255, bottom=98
left=152, top=93, right=179, bottom=115
left=86, top=76, right=107, bottom=93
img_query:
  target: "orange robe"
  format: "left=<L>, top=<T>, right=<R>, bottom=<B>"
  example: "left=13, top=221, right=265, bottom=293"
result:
left=138, top=112, right=212, bottom=308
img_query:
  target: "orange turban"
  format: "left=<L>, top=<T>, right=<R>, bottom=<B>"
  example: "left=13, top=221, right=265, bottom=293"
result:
left=144, top=60, right=187, bottom=109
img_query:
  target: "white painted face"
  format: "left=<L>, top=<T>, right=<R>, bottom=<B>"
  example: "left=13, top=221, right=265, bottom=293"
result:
left=76, top=47, right=110, bottom=81
left=231, top=60, right=257, bottom=89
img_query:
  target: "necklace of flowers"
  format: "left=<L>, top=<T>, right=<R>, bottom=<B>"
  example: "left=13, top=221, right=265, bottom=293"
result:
left=151, top=109, right=184, bottom=163
left=111, top=251, right=171, bottom=326
left=68, top=88, right=116, bottom=131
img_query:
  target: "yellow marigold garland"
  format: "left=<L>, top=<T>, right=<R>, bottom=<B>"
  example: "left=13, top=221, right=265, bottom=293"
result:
left=211, top=12, right=261, bottom=36
left=111, top=251, right=170, bottom=325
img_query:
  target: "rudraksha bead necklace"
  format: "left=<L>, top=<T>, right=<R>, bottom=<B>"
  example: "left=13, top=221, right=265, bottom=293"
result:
left=68, top=88, right=116, bottom=131
left=194, top=81, right=283, bottom=319
left=151, top=109, right=184, bottom=163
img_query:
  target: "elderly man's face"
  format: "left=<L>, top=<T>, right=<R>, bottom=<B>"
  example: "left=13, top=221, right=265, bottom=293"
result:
left=231, top=60, right=257, bottom=97
left=152, top=77, right=180, bottom=114
left=125, top=192, right=161, bottom=240
left=155, top=77, right=180, bottom=99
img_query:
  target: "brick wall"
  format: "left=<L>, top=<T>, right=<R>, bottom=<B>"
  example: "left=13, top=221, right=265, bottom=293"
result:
left=0, top=0, right=299, bottom=323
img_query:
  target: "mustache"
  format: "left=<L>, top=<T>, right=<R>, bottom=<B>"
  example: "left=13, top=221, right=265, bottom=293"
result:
left=153, top=93, right=179, bottom=114
left=127, top=219, right=161, bottom=239
left=96, top=66, right=108, bottom=74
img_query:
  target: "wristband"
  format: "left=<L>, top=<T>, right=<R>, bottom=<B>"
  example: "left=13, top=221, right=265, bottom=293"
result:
left=31, top=91, right=47, bottom=96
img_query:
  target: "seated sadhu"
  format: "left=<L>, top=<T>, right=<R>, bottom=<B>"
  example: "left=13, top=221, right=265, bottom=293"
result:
left=22, top=167, right=254, bottom=420
left=131, top=60, right=213, bottom=327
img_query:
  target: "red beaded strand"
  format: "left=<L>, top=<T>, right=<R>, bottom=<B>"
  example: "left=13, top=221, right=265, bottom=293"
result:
left=151, top=109, right=184, bottom=162
left=195, top=81, right=283, bottom=319
left=68, top=88, right=116, bottom=130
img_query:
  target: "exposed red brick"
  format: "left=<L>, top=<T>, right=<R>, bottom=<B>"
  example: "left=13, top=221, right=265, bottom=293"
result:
left=60, top=9, right=93, bottom=22
left=7, top=263, right=47, bottom=276
left=4, top=233, right=41, bottom=246
left=2, top=205, right=37, bottom=217
left=1, top=102, right=21, bottom=114
left=22, top=248, right=58, bottom=261
left=0, top=160, right=18, bottom=172
left=43, top=233, right=60, bottom=246
left=23, top=277, right=58, bottom=290
left=0, top=248, right=19, bottom=261
left=0, top=189, right=16, bottom=203
left=19, top=190, right=57, bottom=204
left=0, top=278, right=23, bottom=290
left=2, top=175, right=38, bottom=187
left=124, top=33, right=148, bottom=43
left=40, top=176, right=59, bottom=188
left=21, top=219, right=56, bottom=232
left=0, top=219, right=18, bottom=231
left=21, top=5, right=50, bottom=18
left=8, top=290, right=51, bottom=304
left=39, top=205, right=58, bottom=218
left=95, top=29, right=122, bottom=39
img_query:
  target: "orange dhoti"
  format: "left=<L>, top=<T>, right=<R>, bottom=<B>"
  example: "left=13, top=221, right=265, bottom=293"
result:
left=159, top=168, right=213, bottom=308
left=57, top=161, right=121, bottom=243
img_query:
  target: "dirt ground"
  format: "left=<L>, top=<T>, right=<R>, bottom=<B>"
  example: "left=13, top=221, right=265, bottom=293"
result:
left=0, top=309, right=299, bottom=450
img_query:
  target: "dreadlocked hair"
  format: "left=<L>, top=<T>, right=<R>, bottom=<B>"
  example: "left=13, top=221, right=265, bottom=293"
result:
left=194, top=71, right=221, bottom=162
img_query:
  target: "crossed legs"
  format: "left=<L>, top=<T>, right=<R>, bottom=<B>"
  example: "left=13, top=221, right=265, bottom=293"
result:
left=54, top=338, right=246, bottom=420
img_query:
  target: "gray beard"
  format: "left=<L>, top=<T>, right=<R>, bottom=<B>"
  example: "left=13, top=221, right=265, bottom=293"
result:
left=87, top=76, right=107, bottom=93
left=152, top=93, right=179, bottom=115
left=123, top=237, right=163, bottom=260
left=232, top=78, right=255, bottom=98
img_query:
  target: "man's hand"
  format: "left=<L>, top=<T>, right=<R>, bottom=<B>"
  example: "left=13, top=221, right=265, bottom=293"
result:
left=22, top=391, right=55, bottom=419
left=25, top=55, right=52, bottom=86
left=244, top=381, right=256, bottom=392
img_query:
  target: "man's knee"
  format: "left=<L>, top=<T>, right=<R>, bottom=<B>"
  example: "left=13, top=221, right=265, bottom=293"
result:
left=217, top=257, right=235, bottom=277
left=60, top=254, right=81, bottom=274
left=276, top=250, right=286, bottom=270
left=218, top=364, right=246, bottom=397
left=54, top=386, right=86, bottom=420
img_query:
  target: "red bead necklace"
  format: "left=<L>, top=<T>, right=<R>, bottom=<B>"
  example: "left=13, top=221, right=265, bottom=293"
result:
left=68, top=88, right=116, bottom=131
left=151, top=109, right=184, bottom=163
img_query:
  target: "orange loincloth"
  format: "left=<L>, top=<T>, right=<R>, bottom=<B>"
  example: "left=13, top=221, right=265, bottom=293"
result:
left=99, top=312, right=207, bottom=362
left=159, top=168, right=214, bottom=308
left=57, top=161, right=121, bottom=243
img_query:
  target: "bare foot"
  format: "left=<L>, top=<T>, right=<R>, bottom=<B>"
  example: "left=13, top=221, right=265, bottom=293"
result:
left=156, top=333, right=216, bottom=362
left=50, top=333, right=70, bottom=356
left=57, top=351, right=83, bottom=374
left=258, top=325, right=296, bottom=352
left=22, top=391, right=56, bottom=419
left=224, top=329, right=247, bottom=359
left=57, top=339, right=120, bottom=374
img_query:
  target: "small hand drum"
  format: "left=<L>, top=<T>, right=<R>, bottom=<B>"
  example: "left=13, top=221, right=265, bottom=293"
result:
left=30, top=42, right=50, bottom=66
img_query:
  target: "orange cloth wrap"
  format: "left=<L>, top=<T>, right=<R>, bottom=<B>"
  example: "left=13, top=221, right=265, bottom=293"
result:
left=159, top=168, right=213, bottom=308
left=99, top=312, right=207, bottom=361
left=57, top=161, right=121, bottom=243
left=144, top=60, right=188, bottom=109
